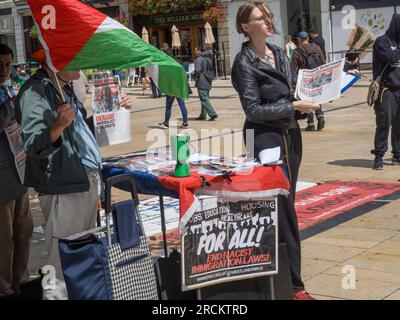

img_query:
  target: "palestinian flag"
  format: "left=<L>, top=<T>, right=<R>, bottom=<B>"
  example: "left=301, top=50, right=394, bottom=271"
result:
left=27, top=0, right=188, bottom=99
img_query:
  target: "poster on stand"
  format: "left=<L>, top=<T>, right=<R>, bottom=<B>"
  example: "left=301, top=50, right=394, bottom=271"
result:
left=182, top=196, right=278, bottom=291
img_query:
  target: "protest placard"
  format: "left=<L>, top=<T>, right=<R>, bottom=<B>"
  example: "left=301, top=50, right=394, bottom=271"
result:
left=182, top=197, right=278, bottom=290
left=92, top=71, right=131, bottom=147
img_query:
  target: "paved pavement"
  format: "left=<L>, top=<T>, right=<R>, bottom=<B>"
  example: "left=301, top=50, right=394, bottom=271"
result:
left=28, top=71, right=400, bottom=300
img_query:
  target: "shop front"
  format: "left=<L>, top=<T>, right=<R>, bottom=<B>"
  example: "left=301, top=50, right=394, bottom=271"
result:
left=0, top=9, right=16, bottom=56
left=133, top=11, right=218, bottom=64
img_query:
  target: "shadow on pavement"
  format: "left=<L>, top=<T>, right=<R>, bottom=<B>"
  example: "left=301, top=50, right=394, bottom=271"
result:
left=327, top=159, right=372, bottom=168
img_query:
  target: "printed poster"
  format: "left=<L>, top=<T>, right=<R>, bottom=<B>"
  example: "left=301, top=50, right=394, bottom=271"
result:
left=182, top=197, right=278, bottom=290
left=295, top=59, right=345, bottom=104
left=5, top=120, right=26, bottom=184
left=92, top=72, right=131, bottom=148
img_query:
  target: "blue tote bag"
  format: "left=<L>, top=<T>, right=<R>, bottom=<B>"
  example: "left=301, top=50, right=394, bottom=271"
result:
left=58, top=179, right=158, bottom=300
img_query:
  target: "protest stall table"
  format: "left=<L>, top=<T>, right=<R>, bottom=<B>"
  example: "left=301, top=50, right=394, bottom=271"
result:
left=101, top=153, right=292, bottom=299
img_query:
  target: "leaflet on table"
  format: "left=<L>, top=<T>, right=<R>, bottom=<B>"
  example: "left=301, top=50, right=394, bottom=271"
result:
left=104, top=152, right=261, bottom=176
left=197, top=160, right=261, bottom=176
left=103, top=151, right=148, bottom=163
left=92, top=71, right=131, bottom=148
left=188, top=153, right=220, bottom=163
left=106, top=155, right=176, bottom=174
left=5, top=120, right=26, bottom=184
left=295, top=59, right=345, bottom=105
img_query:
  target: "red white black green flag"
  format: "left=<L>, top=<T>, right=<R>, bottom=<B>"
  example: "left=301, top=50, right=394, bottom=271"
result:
left=27, top=0, right=189, bottom=99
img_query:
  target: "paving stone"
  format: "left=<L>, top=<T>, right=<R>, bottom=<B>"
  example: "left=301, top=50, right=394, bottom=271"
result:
left=304, top=274, right=400, bottom=300
left=303, top=236, right=379, bottom=249
left=311, top=294, right=348, bottom=300
left=324, top=265, right=400, bottom=284
left=341, top=216, right=400, bottom=231
left=301, top=243, right=365, bottom=262
left=344, top=251, right=400, bottom=274
left=314, top=226, right=398, bottom=243
left=384, top=289, right=400, bottom=300
left=392, top=234, right=400, bottom=241
left=28, top=256, right=47, bottom=272
left=301, top=258, right=337, bottom=281
left=367, top=240, right=400, bottom=256
left=363, top=203, right=400, bottom=219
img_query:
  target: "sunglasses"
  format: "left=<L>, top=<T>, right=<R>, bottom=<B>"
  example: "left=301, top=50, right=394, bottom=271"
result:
left=248, top=15, right=272, bottom=25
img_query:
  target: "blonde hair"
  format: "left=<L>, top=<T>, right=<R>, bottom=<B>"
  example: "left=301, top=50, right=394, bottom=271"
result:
left=236, top=1, right=277, bottom=36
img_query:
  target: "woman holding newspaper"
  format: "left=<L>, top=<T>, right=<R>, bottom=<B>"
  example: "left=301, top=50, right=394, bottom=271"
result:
left=231, top=1, right=319, bottom=300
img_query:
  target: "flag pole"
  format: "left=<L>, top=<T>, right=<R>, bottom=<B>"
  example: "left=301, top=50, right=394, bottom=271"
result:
left=52, top=69, right=66, bottom=102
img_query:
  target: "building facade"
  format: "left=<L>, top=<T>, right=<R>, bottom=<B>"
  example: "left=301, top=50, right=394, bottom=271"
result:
left=226, top=0, right=399, bottom=68
left=129, top=1, right=226, bottom=70
left=1, top=0, right=399, bottom=68
left=0, top=0, right=24, bottom=63
left=324, top=0, right=399, bottom=63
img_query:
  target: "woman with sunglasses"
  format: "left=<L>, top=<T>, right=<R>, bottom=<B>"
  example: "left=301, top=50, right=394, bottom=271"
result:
left=232, top=1, right=319, bottom=300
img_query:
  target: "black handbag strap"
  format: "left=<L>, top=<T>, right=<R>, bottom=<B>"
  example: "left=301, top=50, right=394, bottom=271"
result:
left=376, top=64, right=389, bottom=81
left=282, top=131, right=292, bottom=184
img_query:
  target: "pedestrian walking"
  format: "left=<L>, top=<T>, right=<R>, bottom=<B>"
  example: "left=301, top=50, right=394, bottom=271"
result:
left=371, top=14, right=400, bottom=170
left=232, top=1, right=319, bottom=300
left=158, top=48, right=190, bottom=129
left=309, top=30, right=326, bottom=60
left=0, top=44, right=33, bottom=299
left=149, top=77, right=162, bottom=98
left=292, top=31, right=326, bottom=131
left=158, top=95, right=189, bottom=129
left=193, top=47, right=218, bottom=121
left=140, top=67, right=151, bottom=93
left=344, top=46, right=360, bottom=74
left=285, top=35, right=297, bottom=61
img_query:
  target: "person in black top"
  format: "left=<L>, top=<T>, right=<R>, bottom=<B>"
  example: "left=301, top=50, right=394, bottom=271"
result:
left=344, top=46, right=360, bottom=74
left=371, top=14, right=400, bottom=170
left=310, top=30, right=326, bottom=60
left=232, top=1, right=319, bottom=300
left=292, top=31, right=326, bottom=131
left=0, top=43, right=32, bottom=299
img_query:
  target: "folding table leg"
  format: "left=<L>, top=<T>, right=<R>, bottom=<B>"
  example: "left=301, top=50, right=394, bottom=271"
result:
left=269, top=276, right=275, bottom=300
left=159, top=196, right=168, bottom=257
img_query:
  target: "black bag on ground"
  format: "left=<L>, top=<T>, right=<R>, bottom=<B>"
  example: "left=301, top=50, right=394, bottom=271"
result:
left=154, top=250, right=197, bottom=300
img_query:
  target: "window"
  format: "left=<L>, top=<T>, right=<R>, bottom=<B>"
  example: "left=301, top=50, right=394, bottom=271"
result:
left=330, top=0, right=397, bottom=11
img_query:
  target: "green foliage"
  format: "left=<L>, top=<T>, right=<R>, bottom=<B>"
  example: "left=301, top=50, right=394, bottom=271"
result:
left=129, top=0, right=218, bottom=16
left=29, top=25, right=38, bottom=39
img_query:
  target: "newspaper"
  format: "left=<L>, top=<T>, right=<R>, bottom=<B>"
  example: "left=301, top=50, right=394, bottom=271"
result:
left=5, top=120, right=26, bottom=184
left=295, top=59, right=345, bottom=105
left=92, top=71, right=131, bottom=148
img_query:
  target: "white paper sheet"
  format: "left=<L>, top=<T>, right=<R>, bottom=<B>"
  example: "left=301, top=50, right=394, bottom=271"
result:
left=259, top=147, right=282, bottom=166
